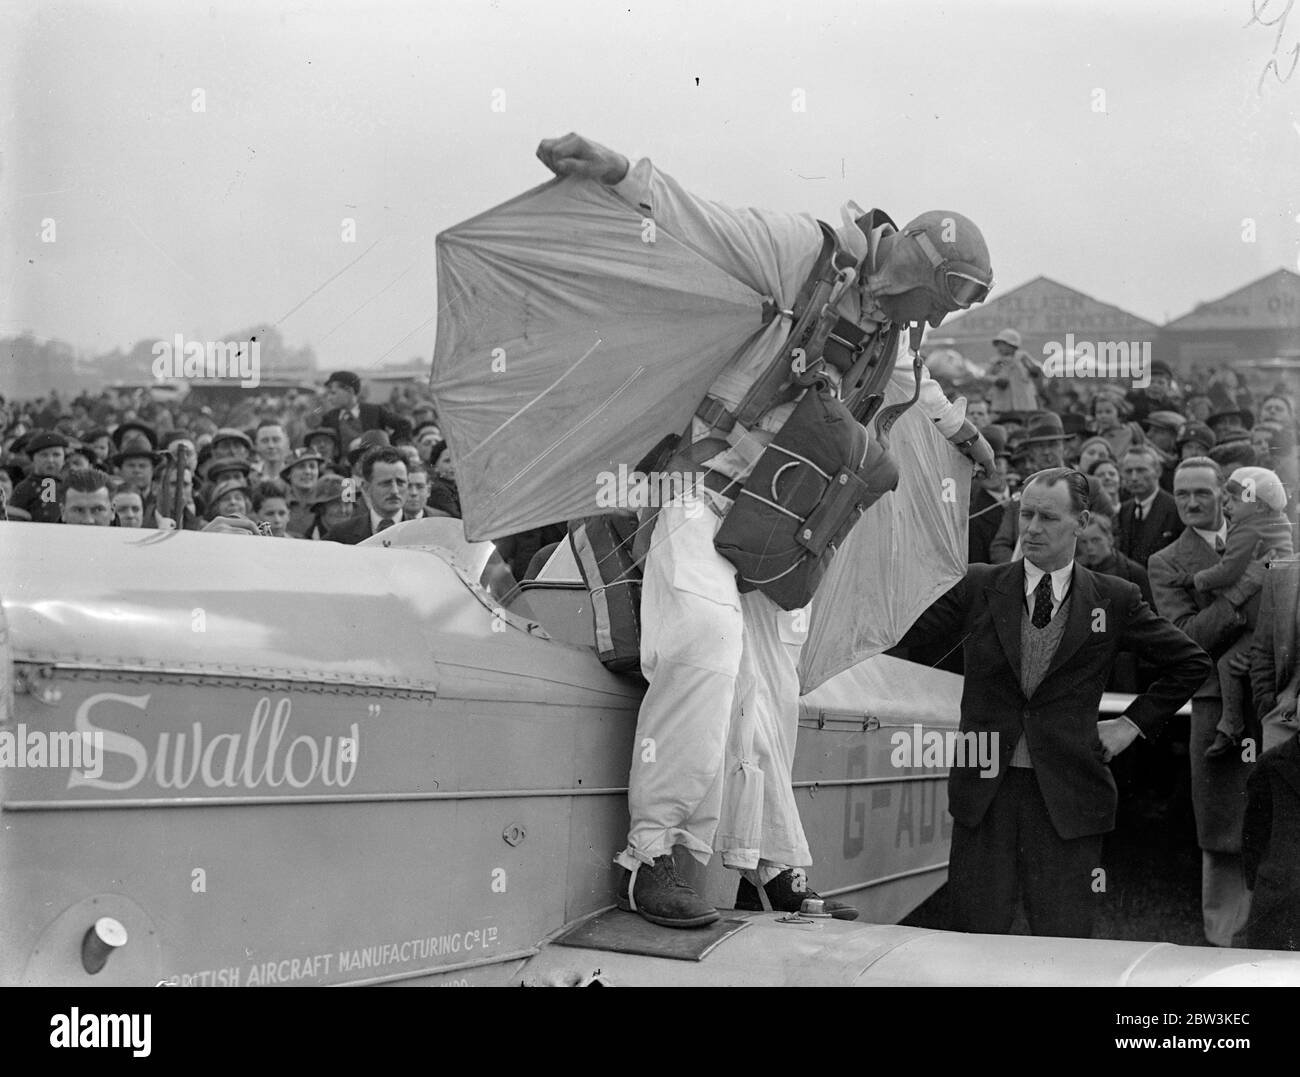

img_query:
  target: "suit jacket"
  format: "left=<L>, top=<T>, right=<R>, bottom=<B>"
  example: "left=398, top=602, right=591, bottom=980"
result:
left=901, top=560, right=1210, bottom=840
left=322, top=402, right=412, bottom=446
left=1148, top=527, right=1250, bottom=701
left=1251, top=559, right=1300, bottom=714
left=324, top=512, right=399, bottom=545
left=1243, top=731, right=1300, bottom=950
left=968, top=485, right=1007, bottom=564
left=988, top=499, right=1018, bottom=564
left=1116, top=488, right=1180, bottom=567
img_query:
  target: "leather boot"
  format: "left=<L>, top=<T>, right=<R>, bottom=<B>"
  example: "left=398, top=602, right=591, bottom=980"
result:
left=617, top=855, right=719, bottom=928
left=735, top=867, right=860, bottom=920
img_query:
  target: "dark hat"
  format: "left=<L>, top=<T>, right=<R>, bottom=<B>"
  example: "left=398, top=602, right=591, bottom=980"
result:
left=302, top=426, right=341, bottom=451
left=1012, top=411, right=1070, bottom=445
left=1214, top=427, right=1252, bottom=447
left=347, top=428, right=390, bottom=467
left=981, top=424, right=1010, bottom=458
left=1176, top=421, right=1214, bottom=449
left=1207, top=406, right=1251, bottom=429
left=111, top=420, right=158, bottom=451
left=325, top=370, right=362, bottom=394
left=210, top=426, right=254, bottom=452
left=110, top=446, right=162, bottom=468
left=198, top=455, right=253, bottom=483
left=26, top=431, right=70, bottom=454
left=1209, top=442, right=1256, bottom=469
left=208, top=475, right=251, bottom=504
left=307, top=473, right=354, bottom=508
left=1142, top=410, right=1186, bottom=433
left=1149, top=359, right=1174, bottom=379
left=996, top=410, right=1028, bottom=428
left=1059, top=413, right=1089, bottom=437
left=279, top=447, right=326, bottom=481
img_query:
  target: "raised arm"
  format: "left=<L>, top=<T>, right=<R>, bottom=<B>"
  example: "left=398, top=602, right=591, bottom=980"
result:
left=536, top=132, right=820, bottom=302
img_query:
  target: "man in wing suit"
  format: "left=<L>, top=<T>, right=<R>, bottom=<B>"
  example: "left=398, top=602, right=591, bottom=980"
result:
left=319, top=370, right=413, bottom=449
left=901, top=468, right=1209, bottom=937
left=1148, top=456, right=1280, bottom=946
left=1250, top=556, right=1300, bottom=754
left=325, top=446, right=409, bottom=545
left=1116, top=445, right=1181, bottom=567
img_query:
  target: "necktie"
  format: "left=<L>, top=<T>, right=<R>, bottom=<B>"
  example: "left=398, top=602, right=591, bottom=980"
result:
left=1031, top=573, right=1054, bottom=628
left=376, top=516, right=394, bottom=533
left=1133, top=502, right=1144, bottom=523
left=1215, top=535, right=1225, bottom=555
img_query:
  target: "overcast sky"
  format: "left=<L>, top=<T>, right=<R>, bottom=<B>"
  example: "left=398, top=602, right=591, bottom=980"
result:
left=2, top=0, right=1296, bottom=374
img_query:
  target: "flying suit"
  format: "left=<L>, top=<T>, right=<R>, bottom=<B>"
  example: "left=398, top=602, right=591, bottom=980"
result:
left=608, top=158, right=968, bottom=877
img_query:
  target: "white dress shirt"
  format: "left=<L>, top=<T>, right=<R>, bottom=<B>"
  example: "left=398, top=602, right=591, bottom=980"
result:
left=1131, top=488, right=1158, bottom=522
left=1192, top=522, right=1228, bottom=552
left=369, top=506, right=399, bottom=535
left=1023, top=559, right=1074, bottom=621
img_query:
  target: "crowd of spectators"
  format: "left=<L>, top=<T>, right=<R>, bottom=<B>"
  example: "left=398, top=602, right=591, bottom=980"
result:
left=0, top=368, right=561, bottom=580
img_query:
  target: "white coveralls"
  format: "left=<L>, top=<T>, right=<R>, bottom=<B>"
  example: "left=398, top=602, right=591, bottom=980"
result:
left=608, top=158, right=967, bottom=879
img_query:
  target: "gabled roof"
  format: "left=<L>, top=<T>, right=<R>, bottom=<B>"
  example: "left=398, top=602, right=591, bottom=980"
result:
left=1164, top=268, right=1300, bottom=330
left=932, top=276, right=1159, bottom=338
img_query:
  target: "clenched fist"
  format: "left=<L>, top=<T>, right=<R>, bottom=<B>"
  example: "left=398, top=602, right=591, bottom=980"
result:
left=536, top=132, right=630, bottom=185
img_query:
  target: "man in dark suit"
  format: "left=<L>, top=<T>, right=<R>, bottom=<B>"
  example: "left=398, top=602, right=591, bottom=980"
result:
left=319, top=370, right=412, bottom=449
left=901, top=467, right=1209, bottom=938
left=1149, top=456, right=1280, bottom=946
left=1243, top=730, right=1300, bottom=950
left=325, top=446, right=409, bottom=545
left=1117, top=445, right=1181, bottom=567
left=968, top=425, right=1011, bottom=564
left=1250, top=556, right=1300, bottom=754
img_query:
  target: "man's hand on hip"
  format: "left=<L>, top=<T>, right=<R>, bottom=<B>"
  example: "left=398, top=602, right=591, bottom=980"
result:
left=1097, top=717, right=1140, bottom=763
left=536, top=133, right=630, bottom=185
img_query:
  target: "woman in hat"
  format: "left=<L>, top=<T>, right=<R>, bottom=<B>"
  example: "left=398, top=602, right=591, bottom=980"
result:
left=303, top=427, right=343, bottom=474
left=1076, top=435, right=1115, bottom=475
left=206, top=475, right=251, bottom=520
left=1089, top=389, right=1146, bottom=462
left=1085, top=457, right=1122, bottom=506
left=280, top=447, right=325, bottom=536
left=302, top=474, right=356, bottom=540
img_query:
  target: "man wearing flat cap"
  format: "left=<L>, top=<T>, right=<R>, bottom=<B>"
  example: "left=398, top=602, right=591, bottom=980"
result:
left=320, top=370, right=412, bottom=449
left=9, top=431, right=68, bottom=522
left=1178, top=421, right=1216, bottom=461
